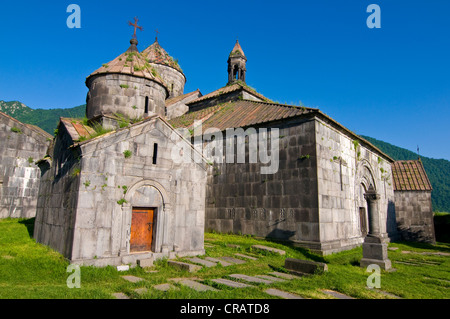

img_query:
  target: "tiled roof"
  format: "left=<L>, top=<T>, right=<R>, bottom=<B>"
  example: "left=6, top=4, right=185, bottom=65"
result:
left=229, top=40, right=246, bottom=57
left=60, top=118, right=96, bottom=142
left=392, top=160, right=432, bottom=191
left=166, top=90, right=202, bottom=107
left=169, top=99, right=317, bottom=134
left=87, top=40, right=166, bottom=87
left=187, top=82, right=271, bottom=106
left=141, top=40, right=183, bottom=73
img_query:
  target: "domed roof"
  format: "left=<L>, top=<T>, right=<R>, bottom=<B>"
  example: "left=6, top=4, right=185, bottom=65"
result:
left=86, top=39, right=167, bottom=88
left=229, top=40, right=246, bottom=58
left=141, top=39, right=183, bottom=73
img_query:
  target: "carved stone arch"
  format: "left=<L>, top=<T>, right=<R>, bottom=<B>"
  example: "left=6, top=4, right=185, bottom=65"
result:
left=355, top=159, right=377, bottom=236
left=121, top=179, right=172, bottom=254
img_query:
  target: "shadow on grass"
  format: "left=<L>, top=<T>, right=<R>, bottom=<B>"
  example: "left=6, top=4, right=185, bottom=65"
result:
left=263, top=236, right=326, bottom=263
left=18, top=218, right=35, bottom=238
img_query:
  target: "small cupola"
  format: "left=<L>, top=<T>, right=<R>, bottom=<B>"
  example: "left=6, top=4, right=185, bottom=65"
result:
left=227, top=40, right=247, bottom=85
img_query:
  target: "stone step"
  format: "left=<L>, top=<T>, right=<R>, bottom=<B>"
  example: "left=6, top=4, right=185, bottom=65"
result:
left=205, top=257, right=233, bottom=267
left=121, top=275, right=144, bottom=283
left=168, top=260, right=202, bottom=272
left=153, top=283, right=179, bottom=292
left=175, top=279, right=218, bottom=292
left=264, top=288, right=304, bottom=299
left=220, top=257, right=246, bottom=264
left=186, top=257, right=217, bottom=268
left=229, top=274, right=274, bottom=284
left=320, top=289, right=354, bottom=299
left=268, top=271, right=301, bottom=280
left=235, top=253, right=258, bottom=260
left=211, top=278, right=254, bottom=288
left=137, top=258, right=154, bottom=268
left=251, top=245, right=286, bottom=255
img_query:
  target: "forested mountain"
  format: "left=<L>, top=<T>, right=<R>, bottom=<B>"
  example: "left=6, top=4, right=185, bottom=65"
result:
left=0, top=100, right=85, bottom=134
left=361, top=135, right=450, bottom=212
left=1, top=100, right=448, bottom=212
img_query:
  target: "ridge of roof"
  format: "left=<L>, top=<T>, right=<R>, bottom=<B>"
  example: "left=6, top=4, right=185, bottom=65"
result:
left=166, top=89, right=202, bottom=107
left=0, top=111, right=53, bottom=140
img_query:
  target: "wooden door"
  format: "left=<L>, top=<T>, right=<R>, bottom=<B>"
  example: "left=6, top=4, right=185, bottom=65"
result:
left=130, top=208, right=155, bottom=253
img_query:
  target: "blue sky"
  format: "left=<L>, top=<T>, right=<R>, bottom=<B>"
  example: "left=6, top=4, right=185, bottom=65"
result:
left=0, top=0, right=449, bottom=160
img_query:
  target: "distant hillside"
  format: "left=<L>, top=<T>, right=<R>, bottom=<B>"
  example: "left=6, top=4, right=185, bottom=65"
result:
left=0, top=100, right=85, bottom=134
left=361, top=135, right=450, bottom=213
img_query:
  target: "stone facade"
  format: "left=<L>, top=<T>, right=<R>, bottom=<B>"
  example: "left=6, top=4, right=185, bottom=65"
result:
left=0, top=112, right=51, bottom=218
left=203, top=113, right=396, bottom=255
left=86, top=74, right=168, bottom=120
left=395, top=190, right=435, bottom=243
left=150, top=63, right=186, bottom=99
left=34, top=116, right=207, bottom=266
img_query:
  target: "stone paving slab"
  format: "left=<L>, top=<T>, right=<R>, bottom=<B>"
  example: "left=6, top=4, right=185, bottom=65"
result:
left=320, top=289, right=354, bottom=299
left=121, top=275, right=144, bottom=283
left=229, top=274, right=274, bottom=284
left=176, top=279, right=218, bottom=292
left=252, top=245, right=286, bottom=255
left=134, top=288, right=148, bottom=295
left=186, top=257, right=217, bottom=267
left=235, top=253, right=258, bottom=260
left=264, top=288, right=304, bottom=299
left=153, top=283, right=179, bottom=292
left=112, top=292, right=130, bottom=299
left=205, top=257, right=233, bottom=266
left=168, top=260, right=202, bottom=272
left=211, top=278, right=254, bottom=288
left=256, top=275, right=285, bottom=282
left=268, top=271, right=300, bottom=280
left=227, top=244, right=240, bottom=248
left=220, top=257, right=246, bottom=264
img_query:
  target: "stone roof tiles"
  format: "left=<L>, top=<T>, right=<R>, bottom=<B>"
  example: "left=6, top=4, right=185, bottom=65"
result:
left=141, top=40, right=183, bottom=73
left=229, top=40, right=246, bottom=57
left=86, top=40, right=167, bottom=88
left=391, top=160, right=432, bottom=191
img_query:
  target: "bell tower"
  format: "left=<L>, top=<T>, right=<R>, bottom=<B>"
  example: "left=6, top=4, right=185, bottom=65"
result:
left=227, top=40, right=247, bottom=84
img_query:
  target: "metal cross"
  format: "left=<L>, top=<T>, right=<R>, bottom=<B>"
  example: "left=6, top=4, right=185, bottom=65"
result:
left=128, top=17, right=143, bottom=39
left=155, top=28, right=160, bottom=41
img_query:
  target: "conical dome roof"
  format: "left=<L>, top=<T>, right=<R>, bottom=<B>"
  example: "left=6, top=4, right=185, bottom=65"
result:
left=142, top=39, right=183, bottom=73
left=87, top=39, right=167, bottom=88
left=229, top=40, right=246, bottom=57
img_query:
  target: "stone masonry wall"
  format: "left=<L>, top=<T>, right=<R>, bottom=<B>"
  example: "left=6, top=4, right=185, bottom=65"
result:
left=395, top=190, right=435, bottom=243
left=315, top=118, right=397, bottom=253
left=150, top=63, right=186, bottom=99
left=0, top=113, right=51, bottom=218
left=53, top=117, right=207, bottom=265
left=205, top=118, right=320, bottom=248
left=86, top=74, right=168, bottom=120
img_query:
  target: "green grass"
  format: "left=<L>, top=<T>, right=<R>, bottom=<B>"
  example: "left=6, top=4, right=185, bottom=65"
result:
left=0, top=218, right=449, bottom=299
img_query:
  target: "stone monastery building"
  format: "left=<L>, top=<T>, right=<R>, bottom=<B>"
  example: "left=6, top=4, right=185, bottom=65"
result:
left=31, top=30, right=434, bottom=267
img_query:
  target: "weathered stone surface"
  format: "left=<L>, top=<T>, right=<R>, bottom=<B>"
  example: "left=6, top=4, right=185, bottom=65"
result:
left=168, top=260, right=202, bottom=272
left=264, top=288, right=303, bottom=299
left=134, top=288, right=148, bottom=295
left=256, top=275, right=285, bottom=282
left=121, top=275, right=144, bottom=283
left=112, top=292, right=130, bottom=299
left=220, top=257, right=246, bottom=265
left=175, top=279, right=218, bottom=292
left=205, top=257, right=232, bottom=267
left=212, top=278, right=253, bottom=288
left=117, top=265, right=130, bottom=272
left=284, top=258, right=328, bottom=275
left=229, top=274, right=274, bottom=284
left=137, top=258, right=154, bottom=268
left=153, top=283, right=179, bottom=291
left=186, top=257, right=217, bottom=268
left=235, top=253, right=257, bottom=260
left=268, top=271, right=300, bottom=280
left=320, top=289, right=354, bottom=299
left=252, top=245, right=286, bottom=255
